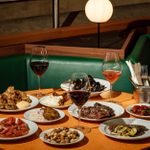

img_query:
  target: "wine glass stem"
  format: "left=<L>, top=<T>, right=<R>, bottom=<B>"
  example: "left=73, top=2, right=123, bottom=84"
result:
left=77, top=107, right=81, bottom=127
left=38, top=76, right=41, bottom=90
left=110, top=83, right=112, bottom=98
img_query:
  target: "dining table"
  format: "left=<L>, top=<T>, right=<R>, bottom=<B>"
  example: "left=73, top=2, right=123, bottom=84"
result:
left=0, top=88, right=150, bottom=150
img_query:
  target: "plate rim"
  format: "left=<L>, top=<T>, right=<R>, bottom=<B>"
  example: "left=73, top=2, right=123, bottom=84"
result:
left=0, top=95, right=39, bottom=113
left=99, top=118, right=150, bottom=140
left=68, top=101, right=124, bottom=122
left=60, top=78, right=110, bottom=95
left=24, top=107, right=65, bottom=123
left=39, top=127, right=84, bottom=145
left=126, top=103, right=150, bottom=119
left=0, top=118, right=38, bottom=140
left=39, top=95, right=72, bottom=109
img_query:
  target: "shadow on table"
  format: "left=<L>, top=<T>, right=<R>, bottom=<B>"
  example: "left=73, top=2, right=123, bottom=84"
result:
left=107, top=135, right=150, bottom=145
left=141, top=147, right=150, bottom=150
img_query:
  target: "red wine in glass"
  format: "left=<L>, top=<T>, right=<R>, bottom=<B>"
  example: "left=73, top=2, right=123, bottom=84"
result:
left=69, top=90, right=90, bottom=108
left=68, top=72, right=91, bottom=133
left=30, top=61, right=49, bottom=77
left=30, top=46, right=49, bottom=97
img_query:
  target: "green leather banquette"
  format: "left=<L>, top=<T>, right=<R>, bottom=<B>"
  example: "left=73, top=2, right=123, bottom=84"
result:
left=0, top=33, right=150, bottom=93
left=0, top=54, right=131, bottom=93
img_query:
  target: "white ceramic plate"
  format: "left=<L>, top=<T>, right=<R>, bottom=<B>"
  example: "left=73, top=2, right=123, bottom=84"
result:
left=39, top=128, right=84, bottom=146
left=0, top=118, right=38, bottom=141
left=39, top=95, right=72, bottom=109
left=99, top=118, right=150, bottom=140
left=24, top=108, right=65, bottom=124
left=0, top=95, right=39, bottom=113
left=68, top=101, right=124, bottom=122
left=126, top=103, right=150, bottom=119
left=60, top=78, right=110, bottom=97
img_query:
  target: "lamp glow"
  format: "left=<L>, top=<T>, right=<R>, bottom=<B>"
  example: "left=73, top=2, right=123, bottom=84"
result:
left=85, top=0, right=113, bottom=23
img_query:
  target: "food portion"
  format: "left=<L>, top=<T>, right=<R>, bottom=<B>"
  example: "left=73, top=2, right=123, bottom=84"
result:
left=43, top=107, right=60, bottom=120
left=44, top=127, right=80, bottom=144
left=26, top=107, right=60, bottom=122
left=41, top=92, right=72, bottom=107
left=0, top=86, right=31, bottom=110
left=80, top=102, right=115, bottom=119
left=109, top=124, right=148, bottom=137
left=73, top=75, right=105, bottom=92
left=131, top=105, right=150, bottom=116
left=0, top=117, right=29, bottom=138
left=88, top=75, right=105, bottom=92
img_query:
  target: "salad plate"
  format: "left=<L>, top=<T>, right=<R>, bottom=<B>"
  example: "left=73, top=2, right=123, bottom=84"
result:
left=99, top=118, right=150, bottom=140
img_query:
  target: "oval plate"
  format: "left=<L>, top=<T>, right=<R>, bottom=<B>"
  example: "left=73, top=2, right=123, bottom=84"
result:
left=24, top=108, right=65, bottom=124
left=99, top=118, right=150, bottom=140
left=39, top=127, right=84, bottom=146
left=0, top=118, right=38, bottom=141
left=39, top=95, right=72, bottom=109
left=0, top=95, right=39, bottom=113
left=68, top=101, right=124, bottom=122
left=60, top=78, right=110, bottom=97
left=126, top=103, right=150, bottom=119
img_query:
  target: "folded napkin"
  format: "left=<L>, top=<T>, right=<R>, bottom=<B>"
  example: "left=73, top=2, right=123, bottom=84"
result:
left=133, top=63, right=143, bottom=85
left=126, top=60, right=139, bottom=85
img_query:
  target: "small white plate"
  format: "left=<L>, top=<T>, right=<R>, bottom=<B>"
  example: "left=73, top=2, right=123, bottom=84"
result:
left=99, top=118, right=150, bottom=140
left=39, top=128, right=84, bottom=146
left=24, top=108, right=65, bottom=123
left=0, top=95, right=39, bottom=113
left=39, top=96, right=72, bottom=109
left=60, top=78, right=110, bottom=97
left=68, top=101, right=124, bottom=122
left=0, top=118, right=38, bottom=141
left=126, top=103, right=150, bottom=119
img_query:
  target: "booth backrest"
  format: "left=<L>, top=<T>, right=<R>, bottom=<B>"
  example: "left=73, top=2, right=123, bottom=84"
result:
left=127, top=34, right=150, bottom=65
left=1, top=33, right=150, bottom=93
left=0, top=54, right=133, bottom=93
left=0, top=55, right=28, bottom=92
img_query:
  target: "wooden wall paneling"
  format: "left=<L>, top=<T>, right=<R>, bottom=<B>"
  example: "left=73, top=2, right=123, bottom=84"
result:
left=0, top=16, right=150, bottom=47
left=0, top=44, right=25, bottom=56
left=25, top=44, right=125, bottom=59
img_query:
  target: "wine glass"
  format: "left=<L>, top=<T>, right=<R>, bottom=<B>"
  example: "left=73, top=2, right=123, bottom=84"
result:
left=30, top=46, right=49, bottom=97
left=102, top=52, right=122, bottom=98
left=68, top=72, right=91, bottom=133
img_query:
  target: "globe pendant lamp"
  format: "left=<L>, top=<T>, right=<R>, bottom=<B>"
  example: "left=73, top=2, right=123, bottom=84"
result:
left=85, top=0, right=113, bottom=48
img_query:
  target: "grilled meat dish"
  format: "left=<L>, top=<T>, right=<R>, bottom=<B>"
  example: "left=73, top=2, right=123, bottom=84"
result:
left=81, top=102, right=115, bottom=119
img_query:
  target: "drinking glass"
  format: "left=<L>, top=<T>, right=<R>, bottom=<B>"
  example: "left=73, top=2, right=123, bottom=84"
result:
left=68, top=72, right=91, bottom=133
left=102, top=52, right=122, bottom=98
left=30, top=46, right=49, bottom=97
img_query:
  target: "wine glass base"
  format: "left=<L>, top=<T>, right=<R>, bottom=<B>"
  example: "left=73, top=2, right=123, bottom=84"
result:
left=72, top=125, right=91, bottom=134
left=100, top=90, right=121, bottom=99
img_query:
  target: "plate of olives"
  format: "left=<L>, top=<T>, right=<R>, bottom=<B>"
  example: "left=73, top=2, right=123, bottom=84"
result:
left=60, top=75, right=110, bottom=97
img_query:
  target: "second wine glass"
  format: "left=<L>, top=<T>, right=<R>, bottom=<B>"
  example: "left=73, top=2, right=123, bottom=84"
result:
left=102, top=52, right=122, bottom=98
left=68, top=72, right=91, bottom=133
left=30, top=46, right=49, bottom=97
